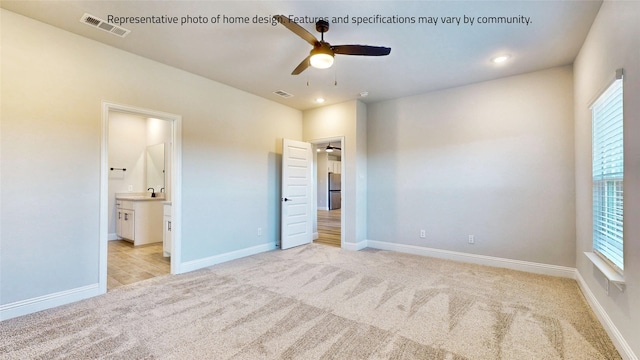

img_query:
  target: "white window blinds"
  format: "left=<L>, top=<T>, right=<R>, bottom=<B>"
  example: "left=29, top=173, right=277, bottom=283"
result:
left=591, top=75, right=624, bottom=272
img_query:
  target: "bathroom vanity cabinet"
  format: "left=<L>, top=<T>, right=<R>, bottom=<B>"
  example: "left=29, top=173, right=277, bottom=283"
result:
left=116, top=203, right=135, bottom=241
left=163, top=202, right=172, bottom=257
left=115, top=196, right=164, bottom=246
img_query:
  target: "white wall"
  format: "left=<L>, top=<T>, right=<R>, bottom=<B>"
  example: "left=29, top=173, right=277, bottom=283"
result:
left=107, top=112, right=147, bottom=238
left=367, top=66, right=576, bottom=267
left=303, top=100, right=368, bottom=247
left=574, top=1, right=640, bottom=356
left=0, top=9, right=302, bottom=306
left=146, top=117, right=171, bottom=148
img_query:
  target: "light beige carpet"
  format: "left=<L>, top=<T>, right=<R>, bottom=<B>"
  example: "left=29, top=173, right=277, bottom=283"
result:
left=0, top=244, right=620, bottom=359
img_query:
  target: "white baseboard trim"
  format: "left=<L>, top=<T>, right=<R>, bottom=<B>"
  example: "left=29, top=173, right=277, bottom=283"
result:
left=179, top=242, right=277, bottom=273
left=366, top=240, right=576, bottom=279
left=318, top=207, right=329, bottom=211
left=365, top=240, right=635, bottom=358
left=108, top=233, right=120, bottom=241
left=343, top=240, right=368, bottom=251
left=0, top=283, right=102, bottom=321
left=575, top=271, right=637, bottom=360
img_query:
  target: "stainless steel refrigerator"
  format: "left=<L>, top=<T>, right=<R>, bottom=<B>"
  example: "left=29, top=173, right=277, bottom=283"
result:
left=328, top=173, right=341, bottom=210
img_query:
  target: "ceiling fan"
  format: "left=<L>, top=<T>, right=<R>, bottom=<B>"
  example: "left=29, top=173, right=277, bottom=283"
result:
left=274, top=15, right=391, bottom=75
left=324, top=143, right=341, bottom=153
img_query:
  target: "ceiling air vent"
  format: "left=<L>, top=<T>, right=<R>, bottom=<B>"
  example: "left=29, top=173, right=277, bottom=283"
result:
left=80, top=13, right=130, bottom=38
left=273, top=90, right=294, bottom=98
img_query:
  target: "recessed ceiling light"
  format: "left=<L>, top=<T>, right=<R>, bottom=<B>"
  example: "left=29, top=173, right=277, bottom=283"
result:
left=315, top=98, right=326, bottom=103
left=492, top=55, right=511, bottom=64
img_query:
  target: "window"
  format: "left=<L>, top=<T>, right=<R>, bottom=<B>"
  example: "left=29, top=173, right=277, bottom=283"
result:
left=591, top=71, right=624, bottom=273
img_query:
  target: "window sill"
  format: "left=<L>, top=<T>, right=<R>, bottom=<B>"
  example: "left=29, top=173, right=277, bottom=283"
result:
left=584, top=252, right=625, bottom=293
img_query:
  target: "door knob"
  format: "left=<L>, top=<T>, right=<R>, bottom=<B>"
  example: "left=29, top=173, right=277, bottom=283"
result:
left=282, top=198, right=292, bottom=202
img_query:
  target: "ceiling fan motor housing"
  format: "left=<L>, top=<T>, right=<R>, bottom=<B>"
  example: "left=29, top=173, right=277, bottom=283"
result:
left=316, top=19, right=330, bottom=34
left=312, top=42, right=333, bottom=56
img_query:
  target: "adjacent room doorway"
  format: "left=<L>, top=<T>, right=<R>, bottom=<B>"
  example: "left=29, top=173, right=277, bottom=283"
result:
left=100, top=102, right=182, bottom=294
left=279, top=138, right=344, bottom=250
left=312, top=138, right=344, bottom=248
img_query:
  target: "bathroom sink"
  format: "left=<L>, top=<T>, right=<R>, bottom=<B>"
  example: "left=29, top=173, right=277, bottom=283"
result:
left=116, top=194, right=165, bottom=200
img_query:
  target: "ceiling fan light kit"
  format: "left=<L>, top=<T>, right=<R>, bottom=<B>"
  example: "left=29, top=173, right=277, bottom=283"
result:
left=274, top=15, right=391, bottom=75
left=310, top=48, right=334, bottom=69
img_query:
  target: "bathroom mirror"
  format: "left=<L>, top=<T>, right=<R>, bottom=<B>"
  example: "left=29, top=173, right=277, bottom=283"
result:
left=146, top=143, right=165, bottom=192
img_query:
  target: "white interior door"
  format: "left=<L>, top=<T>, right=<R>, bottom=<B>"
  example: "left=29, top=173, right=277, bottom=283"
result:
left=281, top=139, right=313, bottom=250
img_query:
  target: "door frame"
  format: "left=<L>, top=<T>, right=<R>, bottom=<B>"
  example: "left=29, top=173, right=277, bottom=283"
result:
left=100, top=101, right=183, bottom=293
left=309, top=136, right=345, bottom=248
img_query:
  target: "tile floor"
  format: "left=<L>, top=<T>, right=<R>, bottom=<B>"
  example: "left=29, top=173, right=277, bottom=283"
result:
left=107, top=240, right=170, bottom=290
left=109, top=211, right=338, bottom=291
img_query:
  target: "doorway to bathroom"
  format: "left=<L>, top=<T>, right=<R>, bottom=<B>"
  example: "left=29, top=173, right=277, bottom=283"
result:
left=100, top=102, right=182, bottom=293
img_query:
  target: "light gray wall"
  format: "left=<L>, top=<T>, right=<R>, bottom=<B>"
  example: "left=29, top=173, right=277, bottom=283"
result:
left=367, top=66, right=576, bottom=267
left=316, top=152, right=329, bottom=210
left=303, top=100, right=368, bottom=246
left=355, top=101, right=368, bottom=244
left=574, top=1, right=640, bottom=355
left=0, top=10, right=302, bottom=305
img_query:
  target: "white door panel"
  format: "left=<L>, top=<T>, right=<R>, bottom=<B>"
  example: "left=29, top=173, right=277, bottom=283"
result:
left=281, top=139, right=313, bottom=250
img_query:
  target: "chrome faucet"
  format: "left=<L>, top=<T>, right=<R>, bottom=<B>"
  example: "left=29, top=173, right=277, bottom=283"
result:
left=148, top=187, right=156, bottom=197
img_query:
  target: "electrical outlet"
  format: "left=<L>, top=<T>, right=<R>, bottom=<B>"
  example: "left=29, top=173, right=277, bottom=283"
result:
left=257, top=227, right=262, bottom=236
left=127, top=185, right=133, bottom=192
left=420, top=230, right=426, bottom=238
left=468, top=235, right=475, bottom=244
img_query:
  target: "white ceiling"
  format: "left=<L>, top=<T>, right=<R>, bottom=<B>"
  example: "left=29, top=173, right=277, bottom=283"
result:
left=1, top=1, right=602, bottom=110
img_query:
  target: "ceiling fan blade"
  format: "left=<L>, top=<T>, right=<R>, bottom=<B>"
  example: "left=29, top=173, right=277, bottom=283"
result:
left=274, top=15, right=318, bottom=46
left=291, top=56, right=311, bottom=75
left=332, top=45, right=391, bottom=56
